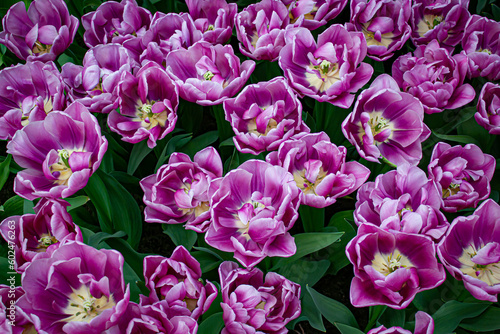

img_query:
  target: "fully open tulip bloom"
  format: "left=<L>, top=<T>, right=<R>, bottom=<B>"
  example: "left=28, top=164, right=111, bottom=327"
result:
left=16, top=241, right=130, bottom=333
left=279, top=25, right=373, bottom=108
left=347, top=0, right=412, bottom=61
left=0, top=61, right=66, bottom=140
left=428, top=142, right=495, bottom=212
left=224, top=77, right=308, bottom=155
left=0, top=198, right=82, bottom=273
left=108, top=61, right=179, bottom=148
left=411, top=0, right=470, bottom=49
left=0, top=285, right=42, bottom=334
left=6, top=102, right=108, bottom=200
left=392, top=39, right=475, bottom=114
left=462, top=15, right=500, bottom=81
left=282, top=0, right=349, bottom=30
left=475, top=82, right=500, bottom=135
left=267, top=132, right=370, bottom=208
left=342, top=74, right=429, bottom=166
left=82, top=0, right=152, bottom=48
left=140, top=147, right=222, bottom=233
left=346, top=224, right=446, bottom=309
left=355, top=164, right=449, bottom=241
left=165, top=42, right=255, bottom=106
left=186, top=0, right=237, bottom=45
left=62, top=43, right=139, bottom=114
left=0, top=0, right=78, bottom=62
left=219, top=261, right=301, bottom=334
left=141, top=246, right=217, bottom=319
left=235, top=0, right=290, bottom=61
left=438, top=199, right=500, bottom=302
left=205, top=160, right=301, bottom=268
left=368, top=311, right=434, bottom=334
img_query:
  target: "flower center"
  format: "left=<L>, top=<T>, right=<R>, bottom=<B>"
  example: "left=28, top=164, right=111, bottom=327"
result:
left=247, top=117, right=277, bottom=136
left=207, top=24, right=215, bottom=31
left=305, top=59, right=341, bottom=93
left=32, top=41, right=52, bottom=55
left=417, top=15, right=443, bottom=37
left=235, top=201, right=265, bottom=240
left=203, top=71, right=215, bottom=81
left=135, top=101, right=168, bottom=130
left=362, top=23, right=395, bottom=47
left=50, top=149, right=74, bottom=186
left=442, top=183, right=460, bottom=198
left=478, top=48, right=492, bottom=55
left=63, top=285, right=115, bottom=323
left=293, top=168, right=327, bottom=195
left=459, top=245, right=500, bottom=286
left=37, top=234, right=58, bottom=250
left=372, top=250, right=412, bottom=276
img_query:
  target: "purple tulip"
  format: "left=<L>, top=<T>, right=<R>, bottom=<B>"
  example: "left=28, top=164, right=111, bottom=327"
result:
left=6, top=102, right=108, bottom=200
left=108, top=61, right=179, bottom=148
left=141, top=246, right=217, bottom=320
left=219, top=261, right=301, bottom=334
left=411, top=0, right=470, bottom=50
left=282, top=0, right=349, bottom=30
left=107, top=301, right=198, bottom=334
left=355, top=164, right=449, bottom=241
left=0, top=61, right=66, bottom=140
left=278, top=25, right=373, bottom=108
left=224, top=77, right=308, bottom=155
left=205, top=160, right=301, bottom=268
left=140, top=147, right=222, bottom=233
left=342, top=74, right=429, bottom=166
left=165, top=42, right=255, bottom=106
left=62, top=43, right=139, bottom=114
left=392, top=39, right=475, bottom=114
left=124, top=12, right=203, bottom=66
left=428, top=142, right=496, bottom=212
left=235, top=0, right=290, bottom=61
left=16, top=241, right=130, bottom=333
left=0, top=285, right=42, bottom=334
left=462, top=15, right=500, bottom=81
left=0, top=0, right=78, bottom=62
left=186, top=0, right=237, bottom=45
left=368, top=311, right=434, bottom=334
left=0, top=198, right=82, bottom=273
left=346, top=224, right=446, bottom=309
left=347, top=0, right=412, bottom=61
left=82, top=0, right=152, bottom=48
left=475, top=82, right=500, bottom=135
left=438, top=199, right=500, bottom=302
left=267, top=132, right=370, bottom=208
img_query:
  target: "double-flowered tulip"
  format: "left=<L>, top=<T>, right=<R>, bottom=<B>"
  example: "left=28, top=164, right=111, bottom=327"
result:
left=186, top=0, right=237, bottom=45
left=476, top=82, right=500, bottom=135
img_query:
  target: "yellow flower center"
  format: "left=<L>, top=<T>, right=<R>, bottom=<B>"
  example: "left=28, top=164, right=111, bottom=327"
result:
left=372, top=250, right=413, bottom=276
left=135, top=101, right=168, bottom=130
left=459, top=245, right=500, bottom=286
left=63, top=285, right=115, bottom=323
left=305, top=59, right=341, bottom=92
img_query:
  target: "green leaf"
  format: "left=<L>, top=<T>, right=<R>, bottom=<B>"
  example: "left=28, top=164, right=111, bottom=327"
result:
left=23, top=199, right=34, bottom=214
left=307, top=285, right=359, bottom=328
left=433, top=301, right=491, bottom=334
left=460, top=306, right=500, bottom=331
left=432, top=132, right=480, bottom=146
left=278, top=259, right=330, bottom=287
left=163, top=224, right=197, bottom=251
left=299, top=205, right=325, bottom=232
left=301, top=288, right=326, bottom=332
left=155, top=133, right=192, bottom=171
left=213, top=104, right=233, bottom=143
left=180, top=130, right=219, bottom=158
left=272, top=232, right=343, bottom=270
left=326, top=210, right=356, bottom=275
left=88, top=231, right=127, bottom=249
left=492, top=4, right=500, bottom=21
left=198, top=312, right=225, bottom=334
left=0, top=154, right=12, bottom=191
left=127, top=140, right=153, bottom=175
left=105, top=237, right=146, bottom=279
left=85, top=172, right=113, bottom=233
left=191, top=250, right=222, bottom=274
left=335, top=323, right=365, bottom=334
left=219, top=137, right=235, bottom=147
left=477, top=0, right=487, bottom=13
left=65, top=196, right=89, bottom=211
left=377, top=308, right=405, bottom=328
left=313, top=101, right=350, bottom=145
left=365, top=306, right=387, bottom=332
left=0, top=196, right=24, bottom=221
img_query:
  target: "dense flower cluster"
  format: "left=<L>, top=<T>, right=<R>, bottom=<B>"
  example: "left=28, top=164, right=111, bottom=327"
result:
left=1, top=0, right=499, bottom=332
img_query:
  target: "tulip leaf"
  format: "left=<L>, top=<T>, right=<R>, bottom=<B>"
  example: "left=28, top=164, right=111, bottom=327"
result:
left=313, top=101, right=350, bottom=145
left=85, top=171, right=113, bottom=234
left=180, top=130, right=219, bottom=158
left=299, top=205, right=325, bottom=232
left=335, top=323, right=365, bottom=334
left=213, top=104, right=234, bottom=143
left=377, top=307, right=405, bottom=328
left=477, top=0, right=487, bottom=13
left=162, top=224, right=197, bottom=251
left=88, top=231, right=127, bottom=249
left=492, top=4, right=500, bottom=21
left=198, top=312, right=225, bottom=334
left=432, top=301, right=491, bottom=334
left=0, top=154, right=11, bottom=192
left=191, top=250, right=222, bottom=274
left=155, top=133, right=192, bottom=171
left=65, top=196, right=89, bottom=211
left=0, top=196, right=24, bottom=221
left=278, top=259, right=330, bottom=288
left=432, top=132, right=480, bottom=146
left=460, top=306, right=500, bottom=331
left=307, top=285, right=359, bottom=328
left=23, top=199, right=34, bottom=214
left=128, top=140, right=153, bottom=175
left=105, top=237, right=147, bottom=280
left=271, top=232, right=343, bottom=270
left=301, top=288, right=326, bottom=332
